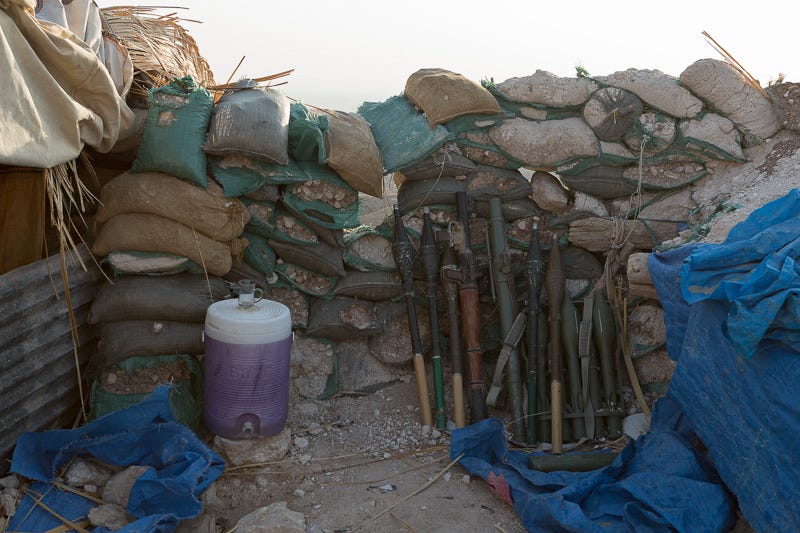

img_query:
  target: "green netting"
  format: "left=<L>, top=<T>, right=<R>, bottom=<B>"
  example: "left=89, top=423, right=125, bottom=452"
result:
left=273, top=262, right=338, bottom=299
left=131, top=76, right=213, bottom=187
left=357, top=95, right=453, bottom=173
left=88, top=355, right=203, bottom=428
left=282, top=164, right=360, bottom=229
left=343, top=226, right=397, bottom=272
left=443, top=112, right=508, bottom=137
left=210, top=157, right=317, bottom=198
left=289, top=102, right=328, bottom=163
left=241, top=198, right=277, bottom=239
left=242, top=232, right=277, bottom=279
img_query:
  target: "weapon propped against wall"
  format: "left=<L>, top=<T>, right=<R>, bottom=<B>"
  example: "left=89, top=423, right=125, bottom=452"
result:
left=391, top=204, right=433, bottom=427
left=420, top=207, right=447, bottom=429
left=443, top=192, right=487, bottom=422
left=442, top=244, right=466, bottom=428
left=487, top=197, right=526, bottom=442
left=525, top=223, right=545, bottom=445
left=546, top=235, right=565, bottom=454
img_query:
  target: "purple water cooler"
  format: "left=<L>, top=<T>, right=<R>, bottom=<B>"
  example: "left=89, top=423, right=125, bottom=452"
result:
left=204, top=298, right=293, bottom=438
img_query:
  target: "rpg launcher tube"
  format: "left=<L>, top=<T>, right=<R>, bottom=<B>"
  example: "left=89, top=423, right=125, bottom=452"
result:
left=562, top=295, right=587, bottom=441
left=546, top=236, right=565, bottom=454
left=443, top=246, right=466, bottom=428
left=525, top=223, right=545, bottom=446
left=537, top=311, right=550, bottom=443
left=421, top=208, right=447, bottom=430
left=593, top=289, right=622, bottom=438
left=391, top=205, right=433, bottom=428
left=488, top=198, right=526, bottom=442
left=455, top=192, right=486, bottom=422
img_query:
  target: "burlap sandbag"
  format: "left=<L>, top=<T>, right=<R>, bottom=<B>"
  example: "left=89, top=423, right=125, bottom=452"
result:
left=324, top=110, right=384, bottom=198
left=96, top=171, right=249, bottom=241
left=404, top=68, right=502, bottom=126
left=92, top=213, right=235, bottom=276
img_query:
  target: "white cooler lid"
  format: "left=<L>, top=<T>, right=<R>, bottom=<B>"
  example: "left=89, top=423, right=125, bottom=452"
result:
left=205, top=299, right=292, bottom=344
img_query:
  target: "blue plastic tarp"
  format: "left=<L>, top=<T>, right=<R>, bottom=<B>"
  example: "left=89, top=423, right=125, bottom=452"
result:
left=451, top=397, right=735, bottom=533
left=8, top=386, right=225, bottom=533
left=650, top=190, right=800, bottom=533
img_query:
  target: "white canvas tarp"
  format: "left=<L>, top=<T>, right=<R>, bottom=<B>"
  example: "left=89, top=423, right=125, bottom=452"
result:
left=0, top=0, right=134, bottom=167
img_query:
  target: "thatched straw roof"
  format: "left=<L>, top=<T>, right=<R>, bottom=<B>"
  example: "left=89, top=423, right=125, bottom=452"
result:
left=101, top=6, right=215, bottom=98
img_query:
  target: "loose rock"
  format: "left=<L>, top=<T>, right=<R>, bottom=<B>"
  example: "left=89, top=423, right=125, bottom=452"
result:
left=214, top=428, right=292, bottom=467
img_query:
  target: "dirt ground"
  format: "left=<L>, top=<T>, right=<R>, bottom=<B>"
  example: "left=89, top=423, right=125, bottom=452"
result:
left=205, top=378, right=528, bottom=532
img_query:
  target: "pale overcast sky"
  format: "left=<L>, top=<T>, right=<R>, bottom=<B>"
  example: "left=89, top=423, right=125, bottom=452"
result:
left=97, top=0, right=796, bottom=112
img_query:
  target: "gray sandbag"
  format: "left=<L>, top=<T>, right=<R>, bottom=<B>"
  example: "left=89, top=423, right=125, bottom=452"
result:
left=397, top=142, right=477, bottom=180
left=679, top=58, right=781, bottom=141
left=473, top=197, right=542, bottom=222
left=456, top=129, right=524, bottom=169
left=264, top=285, right=309, bottom=329
left=594, top=68, right=703, bottom=119
left=89, top=274, right=229, bottom=324
left=369, top=301, right=431, bottom=365
left=268, top=238, right=346, bottom=278
left=622, top=112, right=677, bottom=156
left=676, top=113, right=746, bottom=162
left=611, top=188, right=699, bottom=223
left=397, top=177, right=465, bottom=213
left=559, top=165, right=637, bottom=199
left=306, top=297, right=379, bottom=341
left=494, top=70, right=599, bottom=107
left=204, top=80, right=290, bottom=165
left=465, top=165, right=530, bottom=202
left=92, top=320, right=204, bottom=374
left=506, top=217, right=568, bottom=251
left=622, top=162, right=707, bottom=191
left=273, top=262, right=338, bottom=299
left=490, top=117, right=600, bottom=168
left=404, top=68, right=502, bottom=126
left=582, top=87, right=643, bottom=141
left=333, top=270, right=402, bottom=301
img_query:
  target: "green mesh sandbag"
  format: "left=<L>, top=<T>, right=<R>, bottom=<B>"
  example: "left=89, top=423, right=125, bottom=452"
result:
left=343, top=226, right=397, bottom=272
left=131, top=76, right=213, bottom=186
left=273, top=262, right=338, bottom=298
left=210, top=156, right=314, bottom=197
left=282, top=164, right=360, bottom=229
left=289, top=102, right=328, bottom=163
left=357, top=95, right=453, bottom=173
left=242, top=232, right=277, bottom=279
left=89, top=355, right=203, bottom=428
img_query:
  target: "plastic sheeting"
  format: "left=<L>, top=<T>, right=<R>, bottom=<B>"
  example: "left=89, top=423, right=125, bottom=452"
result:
left=8, top=386, right=225, bottom=533
left=678, top=188, right=800, bottom=359
left=650, top=191, right=800, bottom=533
left=451, top=398, right=734, bottom=533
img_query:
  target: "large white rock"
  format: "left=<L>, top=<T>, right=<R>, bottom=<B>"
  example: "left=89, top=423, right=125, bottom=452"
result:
left=596, top=68, right=703, bottom=118
left=233, top=501, right=305, bottom=533
left=64, top=458, right=113, bottom=488
left=214, top=428, right=291, bottom=467
left=679, top=58, right=781, bottom=140
left=495, top=70, right=599, bottom=107
left=490, top=117, right=599, bottom=168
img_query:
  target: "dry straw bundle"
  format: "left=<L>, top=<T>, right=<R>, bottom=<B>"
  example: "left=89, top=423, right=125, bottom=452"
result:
left=101, top=6, right=215, bottom=98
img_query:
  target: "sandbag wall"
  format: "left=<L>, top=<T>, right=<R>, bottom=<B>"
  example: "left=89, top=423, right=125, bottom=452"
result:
left=88, top=57, right=782, bottom=431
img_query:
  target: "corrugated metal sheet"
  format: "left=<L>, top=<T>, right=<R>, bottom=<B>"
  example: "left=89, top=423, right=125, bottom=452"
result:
left=0, top=244, right=101, bottom=467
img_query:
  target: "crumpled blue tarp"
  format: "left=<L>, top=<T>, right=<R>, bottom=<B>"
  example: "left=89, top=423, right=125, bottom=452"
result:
left=679, top=188, right=800, bottom=358
left=451, top=396, right=735, bottom=533
left=8, top=385, right=225, bottom=533
left=651, top=236, right=800, bottom=532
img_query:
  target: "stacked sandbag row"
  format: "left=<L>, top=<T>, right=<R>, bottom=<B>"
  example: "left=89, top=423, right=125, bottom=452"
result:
left=87, top=76, right=250, bottom=424
left=348, top=62, right=781, bottom=404
left=86, top=274, right=230, bottom=427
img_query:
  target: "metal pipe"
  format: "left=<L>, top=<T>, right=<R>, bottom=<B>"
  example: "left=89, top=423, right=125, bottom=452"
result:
left=391, top=204, right=433, bottom=427
left=421, top=207, right=447, bottom=429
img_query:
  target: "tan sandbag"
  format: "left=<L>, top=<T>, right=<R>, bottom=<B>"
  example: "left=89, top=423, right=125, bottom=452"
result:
left=92, top=213, right=233, bottom=276
left=404, top=68, right=502, bottom=126
left=96, top=171, right=249, bottom=241
left=324, top=110, right=384, bottom=198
